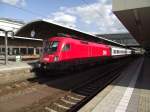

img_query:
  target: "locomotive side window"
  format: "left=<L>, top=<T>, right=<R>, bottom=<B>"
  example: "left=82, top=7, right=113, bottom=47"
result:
left=62, top=44, right=70, bottom=51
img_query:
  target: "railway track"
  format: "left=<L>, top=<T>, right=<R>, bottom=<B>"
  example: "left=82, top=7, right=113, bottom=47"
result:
left=42, top=62, right=128, bottom=112
left=0, top=57, right=136, bottom=112
left=17, top=58, right=132, bottom=112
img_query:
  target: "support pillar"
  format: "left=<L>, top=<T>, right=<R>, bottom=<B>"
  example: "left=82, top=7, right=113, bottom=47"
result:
left=34, top=48, right=36, bottom=55
left=4, top=32, right=8, bottom=65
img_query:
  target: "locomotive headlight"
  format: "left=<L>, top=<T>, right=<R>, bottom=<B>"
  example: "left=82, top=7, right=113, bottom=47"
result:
left=43, top=57, right=49, bottom=61
left=54, top=56, right=59, bottom=62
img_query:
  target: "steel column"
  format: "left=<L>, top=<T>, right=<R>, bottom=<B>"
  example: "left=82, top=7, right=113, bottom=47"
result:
left=4, top=32, right=8, bottom=65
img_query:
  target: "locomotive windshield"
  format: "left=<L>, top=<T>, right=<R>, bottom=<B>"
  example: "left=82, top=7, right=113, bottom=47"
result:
left=44, top=40, right=59, bottom=54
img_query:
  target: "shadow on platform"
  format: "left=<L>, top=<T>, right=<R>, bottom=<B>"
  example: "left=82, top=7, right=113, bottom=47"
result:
left=111, top=56, right=150, bottom=91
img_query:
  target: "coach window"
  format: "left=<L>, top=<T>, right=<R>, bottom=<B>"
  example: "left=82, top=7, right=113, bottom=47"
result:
left=62, top=44, right=70, bottom=51
left=113, top=50, right=115, bottom=54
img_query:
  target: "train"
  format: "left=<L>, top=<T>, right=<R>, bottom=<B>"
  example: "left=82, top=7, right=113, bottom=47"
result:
left=38, top=35, right=132, bottom=70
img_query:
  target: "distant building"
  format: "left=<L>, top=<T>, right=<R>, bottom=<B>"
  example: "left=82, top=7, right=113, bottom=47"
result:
left=96, top=33, right=139, bottom=46
left=0, top=18, right=42, bottom=58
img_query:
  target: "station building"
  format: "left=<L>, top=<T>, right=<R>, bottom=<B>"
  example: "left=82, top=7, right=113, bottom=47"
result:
left=0, top=18, right=42, bottom=59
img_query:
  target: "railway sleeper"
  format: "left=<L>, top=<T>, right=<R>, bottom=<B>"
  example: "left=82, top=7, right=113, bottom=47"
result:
left=67, top=94, right=85, bottom=101
left=47, top=104, right=67, bottom=112
left=49, top=96, right=84, bottom=112
left=62, top=96, right=80, bottom=103
left=60, top=97, right=77, bottom=105
left=56, top=99, right=74, bottom=107
left=45, top=107, right=57, bottom=112
left=52, top=102, right=70, bottom=111
left=67, top=93, right=84, bottom=99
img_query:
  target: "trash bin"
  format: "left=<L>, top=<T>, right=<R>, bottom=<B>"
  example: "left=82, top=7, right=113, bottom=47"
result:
left=16, top=55, right=21, bottom=62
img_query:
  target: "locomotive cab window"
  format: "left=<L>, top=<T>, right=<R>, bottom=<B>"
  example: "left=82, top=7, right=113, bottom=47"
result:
left=62, top=44, right=70, bottom=51
left=44, top=40, right=59, bottom=54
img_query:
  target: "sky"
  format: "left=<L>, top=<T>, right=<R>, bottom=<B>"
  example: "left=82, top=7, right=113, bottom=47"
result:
left=0, top=0, right=128, bottom=34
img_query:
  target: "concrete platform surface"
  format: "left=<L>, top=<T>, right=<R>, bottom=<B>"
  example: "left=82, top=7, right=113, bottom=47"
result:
left=0, top=61, right=37, bottom=85
left=0, top=61, right=33, bottom=72
left=79, top=57, right=148, bottom=112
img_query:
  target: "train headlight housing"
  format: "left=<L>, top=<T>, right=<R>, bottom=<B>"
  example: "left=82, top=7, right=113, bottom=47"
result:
left=54, top=56, right=59, bottom=62
left=43, top=57, right=49, bottom=62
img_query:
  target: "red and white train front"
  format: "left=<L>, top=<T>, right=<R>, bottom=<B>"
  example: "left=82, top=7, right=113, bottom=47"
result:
left=40, top=40, right=60, bottom=63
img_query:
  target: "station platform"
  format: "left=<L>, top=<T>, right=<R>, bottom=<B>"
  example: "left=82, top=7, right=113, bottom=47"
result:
left=0, top=61, right=33, bottom=72
left=79, top=56, right=150, bottom=112
left=0, top=60, right=37, bottom=85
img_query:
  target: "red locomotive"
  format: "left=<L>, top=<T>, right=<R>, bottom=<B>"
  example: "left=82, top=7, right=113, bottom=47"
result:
left=39, top=35, right=112, bottom=70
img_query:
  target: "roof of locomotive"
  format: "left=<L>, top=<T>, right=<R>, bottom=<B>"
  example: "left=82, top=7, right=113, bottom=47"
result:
left=49, top=36, right=73, bottom=41
left=48, top=36, right=110, bottom=48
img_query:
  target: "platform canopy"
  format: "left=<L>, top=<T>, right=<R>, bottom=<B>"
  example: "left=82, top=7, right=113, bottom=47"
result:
left=15, top=19, right=125, bottom=47
left=113, top=0, right=150, bottom=50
